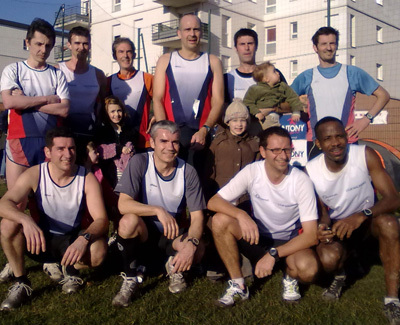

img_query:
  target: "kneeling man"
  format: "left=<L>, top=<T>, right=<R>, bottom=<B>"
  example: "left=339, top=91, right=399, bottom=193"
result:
left=208, top=127, right=318, bottom=306
left=112, top=120, right=205, bottom=307
left=0, top=127, right=108, bottom=310
left=306, top=117, right=400, bottom=324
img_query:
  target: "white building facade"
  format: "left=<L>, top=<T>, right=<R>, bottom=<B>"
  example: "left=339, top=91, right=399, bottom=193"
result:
left=87, top=0, right=400, bottom=99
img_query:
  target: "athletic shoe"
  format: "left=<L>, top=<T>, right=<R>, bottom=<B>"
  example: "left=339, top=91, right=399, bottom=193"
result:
left=0, top=263, right=13, bottom=283
left=282, top=274, right=301, bottom=301
left=108, top=232, right=118, bottom=247
left=216, top=280, right=249, bottom=307
left=165, top=256, right=187, bottom=294
left=322, top=274, right=346, bottom=301
left=0, top=282, right=32, bottom=310
left=384, top=301, right=400, bottom=325
left=43, top=263, right=63, bottom=282
left=112, top=273, right=140, bottom=307
left=59, top=266, right=83, bottom=294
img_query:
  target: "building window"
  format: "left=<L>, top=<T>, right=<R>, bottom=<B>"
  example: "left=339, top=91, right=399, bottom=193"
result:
left=112, top=24, right=121, bottom=44
left=376, top=26, right=383, bottom=43
left=266, top=26, right=276, bottom=55
left=350, top=15, right=356, bottom=47
left=266, top=0, right=276, bottom=14
left=222, top=15, right=231, bottom=48
left=23, top=40, right=28, bottom=50
left=290, top=22, right=298, bottom=40
left=376, top=64, right=383, bottom=80
left=113, top=0, right=121, bottom=12
left=376, top=0, right=383, bottom=5
left=221, top=55, right=230, bottom=73
left=133, top=0, right=144, bottom=5
left=350, top=55, right=356, bottom=66
left=290, top=60, right=298, bottom=78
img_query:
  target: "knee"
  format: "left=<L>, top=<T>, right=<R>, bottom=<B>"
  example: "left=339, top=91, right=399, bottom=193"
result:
left=292, top=257, right=319, bottom=283
left=210, top=213, right=231, bottom=234
left=374, top=215, right=399, bottom=241
left=118, top=214, right=141, bottom=237
left=89, top=239, right=107, bottom=267
left=318, top=246, right=342, bottom=273
left=0, top=219, right=21, bottom=240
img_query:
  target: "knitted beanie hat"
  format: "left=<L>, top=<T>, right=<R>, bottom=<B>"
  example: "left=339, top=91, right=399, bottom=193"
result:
left=224, top=98, right=250, bottom=124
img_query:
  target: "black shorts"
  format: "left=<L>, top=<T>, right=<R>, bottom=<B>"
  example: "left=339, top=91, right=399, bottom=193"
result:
left=332, top=216, right=372, bottom=250
left=26, top=229, right=82, bottom=264
left=142, top=219, right=185, bottom=257
left=238, top=236, right=288, bottom=266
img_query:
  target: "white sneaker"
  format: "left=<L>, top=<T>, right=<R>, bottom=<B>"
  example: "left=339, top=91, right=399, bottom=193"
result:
left=216, top=280, right=249, bottom=307
left=165, top=256, right=187, bottom=294
left=43, top=263, right=63, bottom=282
left=112, top=272, right=140, bottom=307
left=0, top=282, right=32, bottom=310
left=282, top=274, right=301, bottom=301
left=0, top=263, right=13, bottom=283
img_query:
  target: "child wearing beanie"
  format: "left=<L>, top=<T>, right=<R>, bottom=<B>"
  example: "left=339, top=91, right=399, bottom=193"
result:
left=203, top=98, right=260, bottom=202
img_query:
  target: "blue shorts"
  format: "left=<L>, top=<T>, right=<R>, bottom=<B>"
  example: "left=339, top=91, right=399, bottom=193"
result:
left=6, top=137, right=46, bottom=167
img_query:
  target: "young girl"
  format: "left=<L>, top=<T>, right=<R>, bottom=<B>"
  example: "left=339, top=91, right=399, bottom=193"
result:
left=81, top=141, right=119, bottom=230
left=95, top=96, right=137, bottom=189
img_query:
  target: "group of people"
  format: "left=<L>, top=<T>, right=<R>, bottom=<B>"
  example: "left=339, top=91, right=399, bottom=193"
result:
left=0, top=13, right=399, bottom=325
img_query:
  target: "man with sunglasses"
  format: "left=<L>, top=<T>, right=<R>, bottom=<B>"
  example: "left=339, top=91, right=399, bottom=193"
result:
left=208, top=127, right=318, bottom=306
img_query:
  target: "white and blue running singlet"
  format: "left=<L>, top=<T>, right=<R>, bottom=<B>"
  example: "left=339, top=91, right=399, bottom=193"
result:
left=143, top=151, right=186, bottom=232
left=35, top=163, right=86, bottom=235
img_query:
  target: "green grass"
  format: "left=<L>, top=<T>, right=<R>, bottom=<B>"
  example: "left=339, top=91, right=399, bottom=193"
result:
left=0, top=182, right=393, bottom=325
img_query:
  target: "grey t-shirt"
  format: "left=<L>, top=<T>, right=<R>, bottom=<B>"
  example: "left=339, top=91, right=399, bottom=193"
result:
left=115, top=152, right=205, bottom=230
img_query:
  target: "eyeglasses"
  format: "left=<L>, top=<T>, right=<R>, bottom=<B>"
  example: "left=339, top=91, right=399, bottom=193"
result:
left=265, top=148, right=293, bottom=155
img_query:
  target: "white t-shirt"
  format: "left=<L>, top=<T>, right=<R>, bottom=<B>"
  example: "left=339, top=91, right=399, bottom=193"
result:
left=218, top=161, right=318, bottom=240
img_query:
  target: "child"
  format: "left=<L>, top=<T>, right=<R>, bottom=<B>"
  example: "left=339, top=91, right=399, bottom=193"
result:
left=243, top=61, right=305, bottom=129
left=95, top=96, right=137, bottom=189
left=203, top=98, right=260, bottom=203
left=81, top=141, right=119, bottom=230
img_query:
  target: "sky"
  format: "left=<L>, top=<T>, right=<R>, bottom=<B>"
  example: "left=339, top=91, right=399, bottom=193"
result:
left=0, top=0, right=81, bottom=26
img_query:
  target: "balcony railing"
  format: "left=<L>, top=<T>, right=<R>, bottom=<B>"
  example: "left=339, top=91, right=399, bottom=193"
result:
left=153, top=0, right=206, bottom=8
left=53, top=45, right=71, bottom=62
left=54, top=5, right=89, bottom=29
left=152, top=19, right=209, bottom=42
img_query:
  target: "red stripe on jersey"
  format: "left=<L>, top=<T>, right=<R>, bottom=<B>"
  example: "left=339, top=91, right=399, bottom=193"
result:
left=163, top=75, right=175, bottom=122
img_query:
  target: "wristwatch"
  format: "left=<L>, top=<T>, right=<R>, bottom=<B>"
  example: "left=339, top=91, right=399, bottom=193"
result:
left=364, top=112, right=374, bottom=123
left=80, top=232, right=92, bottom=242
left=188, top=237, right=200, bottom=247
left=202, top=125, right=211, bottom=133
left=362, top=209, right=373, bottom=218
left=268, top=247, right=280, bottom=262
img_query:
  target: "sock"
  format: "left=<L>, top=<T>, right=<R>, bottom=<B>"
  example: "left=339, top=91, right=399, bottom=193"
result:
left=15, top=275, right=30, bottom=286
left=65, top=265, right=79, bottom=277
left=116, top=235, right=141, bottom=277
left=232, top=277, right=245, bottom=289
left=384, top=297, right=400, bottom=305
left=335, top=270, right=346, bottom=278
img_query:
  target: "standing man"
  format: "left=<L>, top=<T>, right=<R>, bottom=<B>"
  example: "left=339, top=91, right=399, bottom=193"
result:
left=225, top=28, right=289, bottom=136
left=291, top=27, right=390, bottom=156
left=112, top=120, right=205, bottom=307
left=0, top=18, right=69, bottom=281
left=108, top=37, right=153, bottom=150
left=225, top=28, right=259, bottom=103
left=0, top=127, right=108, bottom=310
left=306, top=117, right=400, bottom=324
left=153, top=13, right=224, bottom=168
left=57, top=26, right=107, bottom=152
left=208, top=127, right=318, bottom=306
